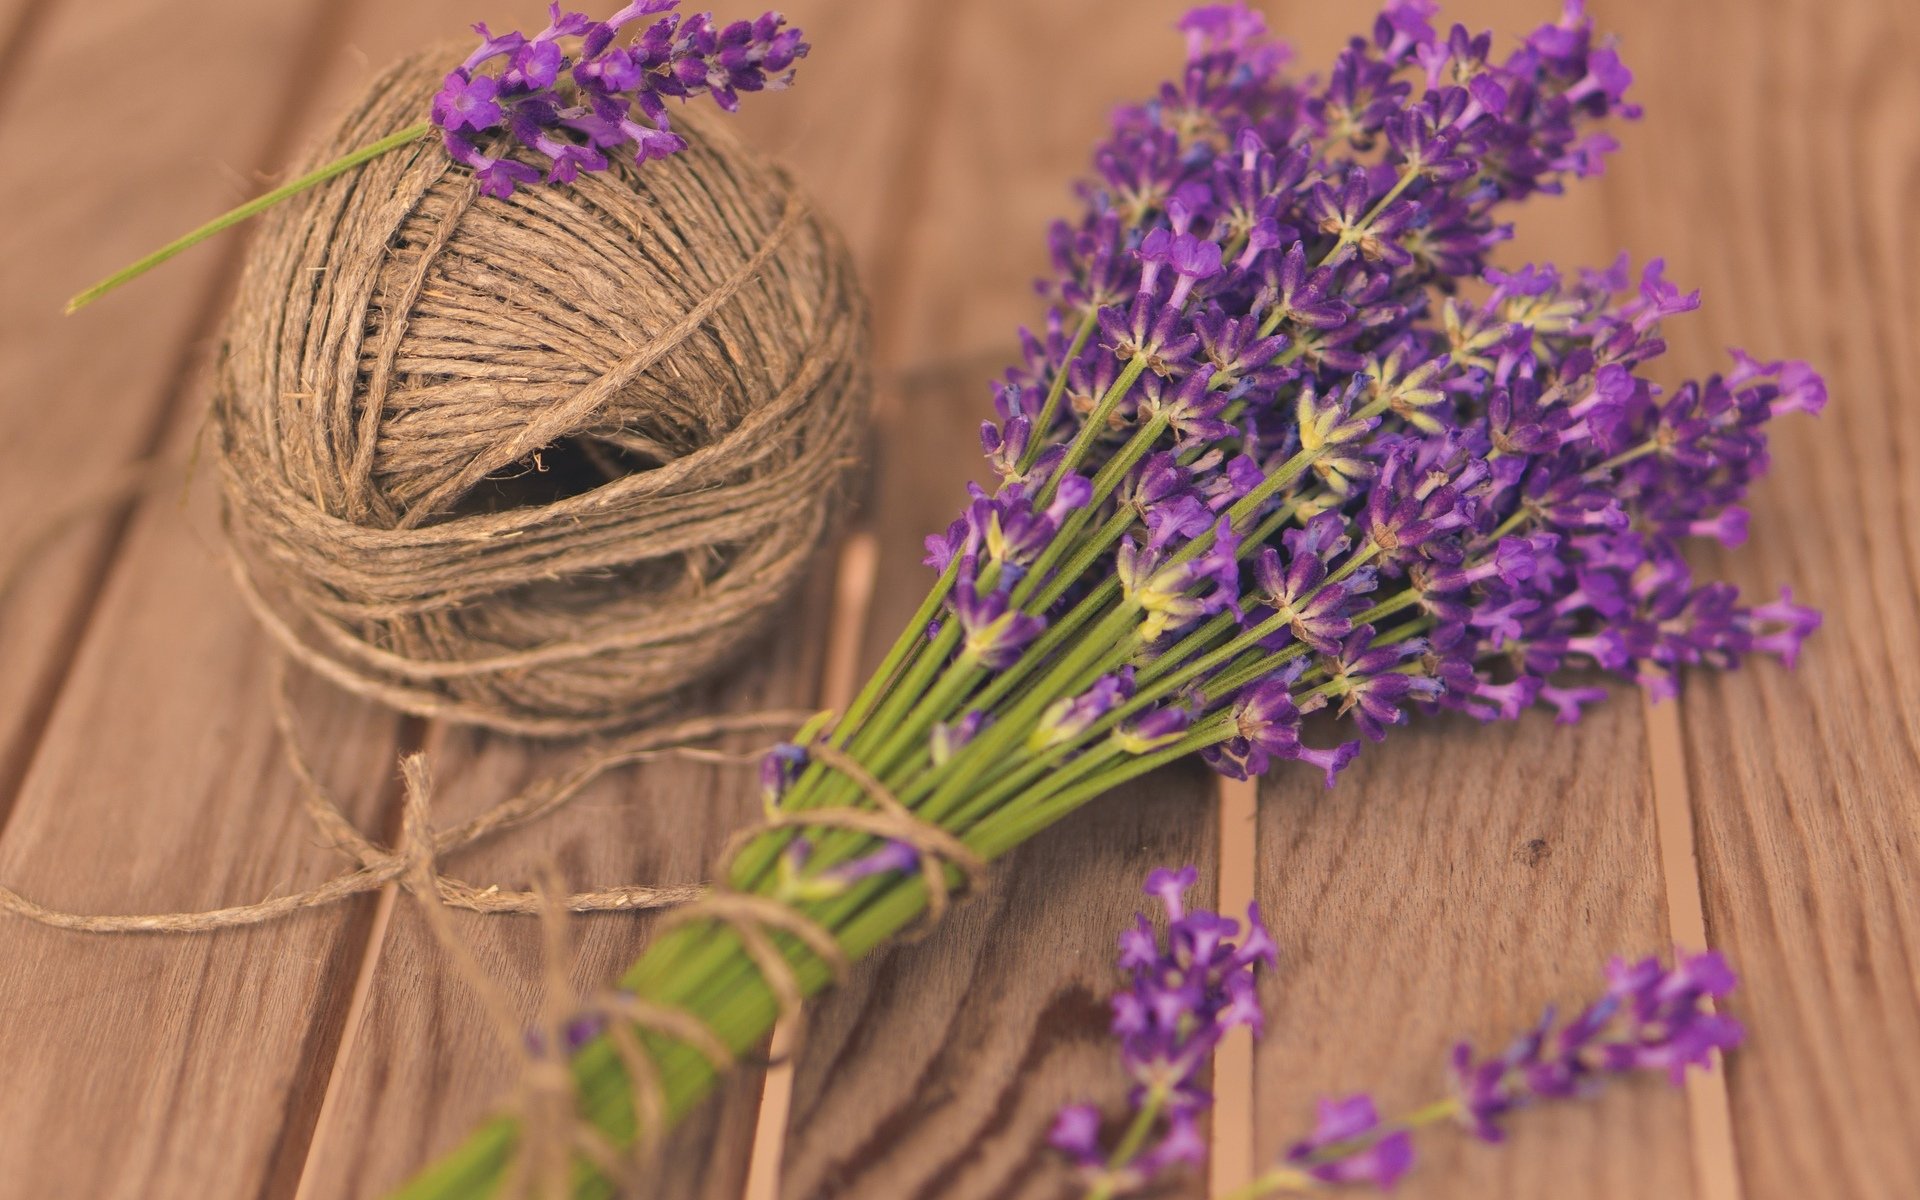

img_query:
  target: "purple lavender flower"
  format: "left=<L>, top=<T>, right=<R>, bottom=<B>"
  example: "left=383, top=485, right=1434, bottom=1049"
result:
left=1285, top=1095, right=1416, bottom=1188
left=431, top=1, right=807, bottom=197
left=1450, top=949, right=1743, bottom=1142
left=820, top=839, right=920, bottom=886
left=1032, top=670, right=1137, bottom=750
left=1265, top=952, right=1739, bottom=1193
left=930, top=711, right=990, bottom=765
left=951, top=583, right=1046, bottom=669
left=758, top=741, right=807, bottom=805
left=777, top=835, right=923, bottom=902
left=1052, top=868, right=1275, bottom=1196
left=1056, top=874, right=1743, bottom=1198
left=900, top=0, right=1822, bottom=814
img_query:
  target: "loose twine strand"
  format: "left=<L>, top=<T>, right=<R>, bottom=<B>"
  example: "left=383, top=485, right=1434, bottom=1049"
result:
left=0, top=661, right=806, bottom=932
left=0, top=450, right=986, bottom=1150
left=400, top=732, right=988, bottom=1198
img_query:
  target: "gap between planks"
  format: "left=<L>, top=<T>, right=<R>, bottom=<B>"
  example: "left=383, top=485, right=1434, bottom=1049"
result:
left=743, top=529, right=880, bottom=1200
left=1643, top=693, right=1743, bottom=1200
left=1211, top=775, right=1259, bottom=1195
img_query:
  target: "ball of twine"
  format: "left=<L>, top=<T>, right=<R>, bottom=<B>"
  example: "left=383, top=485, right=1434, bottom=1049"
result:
left=213, top=48, right=869, bottom=737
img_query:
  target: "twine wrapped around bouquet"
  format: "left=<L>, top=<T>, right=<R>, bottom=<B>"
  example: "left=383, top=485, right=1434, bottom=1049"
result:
left=216, top=47, right=868, bottom=737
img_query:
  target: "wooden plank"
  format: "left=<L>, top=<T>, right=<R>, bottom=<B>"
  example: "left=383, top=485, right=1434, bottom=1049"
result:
left=882, top=0, right=1197, bottom=370
left=0, top=1, right=443, bottom=1197
left=292, top=3, right=938, bottom=1197
left=1243, top=3, right=1706, bottom=1198
left=0, top=0, right=51, bottom=113
left=1600, top=1, right=1920, bottom=1196
left=1253, top=701, right=1694, bottom=1199
left=0, top=0, right=341, bottom=819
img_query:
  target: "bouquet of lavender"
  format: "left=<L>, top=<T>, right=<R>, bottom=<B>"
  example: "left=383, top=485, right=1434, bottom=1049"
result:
left=402, top=2, right=1821, bottom=1195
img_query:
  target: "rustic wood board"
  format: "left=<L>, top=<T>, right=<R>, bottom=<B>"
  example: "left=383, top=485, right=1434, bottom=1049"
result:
left=0, top=0, right=1913, bottom=1198
left=1601, top=2, right=1920, bottom=1196
left=0, top=0, right=414, bottom=1196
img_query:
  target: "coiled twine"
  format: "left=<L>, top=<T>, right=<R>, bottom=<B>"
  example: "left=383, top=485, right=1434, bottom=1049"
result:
left=213, top=49, right=868, bottom=736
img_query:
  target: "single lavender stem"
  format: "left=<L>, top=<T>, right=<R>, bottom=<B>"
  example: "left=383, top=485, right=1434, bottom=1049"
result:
left=1087, top=1087, right=1171, bottom=1200
left=1051, top=357, right=1152, bottom=491
left=65, top=123, right=435, bottom=313
left=1021, top=312, right=1101, bottom=471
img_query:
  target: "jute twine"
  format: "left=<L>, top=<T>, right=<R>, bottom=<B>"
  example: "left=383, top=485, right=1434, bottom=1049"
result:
left=389, top=745, right=985, bottom=1197
left=0, top=46, right=880, bottom=929
left=215, top=46, right=869, bottom=737
left=0, top=49, right=981, bottom=1182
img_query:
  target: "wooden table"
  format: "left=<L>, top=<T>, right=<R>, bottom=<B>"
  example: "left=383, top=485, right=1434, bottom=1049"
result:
left=0, top=0, right=1914, bottom=1197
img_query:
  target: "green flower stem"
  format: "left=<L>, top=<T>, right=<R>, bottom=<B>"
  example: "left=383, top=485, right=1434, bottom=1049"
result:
left=972, top=718, right=1236, bottom=854
left=65, top=122, right=435, bottom=313
left=1209, top=1097, right=1464, bottom=1200
left=1081, top=1084, right=1171, bottom=1200
left=913, top=605, right=1143, bottom=822
left=1014, top=410, right=1168, bottom=610
left=1584, top=438, right=1661, bottom=478
left=1018, top=312, right=1099, bottom=474
left=1048, top=356, right=1151, bottom=496
left=833, top=556, right=961, bottom=738
left=858, top=651, right=987, bottom=781
left=733, top=618, right=961, bottom=873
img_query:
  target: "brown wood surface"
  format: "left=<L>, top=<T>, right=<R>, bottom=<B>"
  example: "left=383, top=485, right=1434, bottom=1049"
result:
left=0, top=2, right=1914, bottom=1200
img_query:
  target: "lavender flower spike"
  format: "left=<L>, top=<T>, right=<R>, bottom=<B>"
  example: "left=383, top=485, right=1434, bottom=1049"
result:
left=435, top=1, right=809, bottom=196
left=1215, top=948, right=1742, bottom=1199
left=1052, top=868, right=1275, bottom=1197
left=68, top=1, right=808, bottom=309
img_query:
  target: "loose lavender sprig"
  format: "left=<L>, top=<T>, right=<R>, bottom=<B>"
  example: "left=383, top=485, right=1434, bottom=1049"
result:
left=1221, top=949, right=1742, bottom=1197
left=397, top=5, right=1813, bottom=1195
left=1054, top=873, right=1742, bottom=1197
left=1050, top=868, right=1276, bottom=1198
left=66, top=1, right=805, bottom=310
left=433, top=1, right=806, bottom=197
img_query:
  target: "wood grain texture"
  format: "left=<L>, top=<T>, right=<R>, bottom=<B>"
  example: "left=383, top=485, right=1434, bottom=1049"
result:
left=1593, top=2, right=1920, bottom=1196
left=0, top=1, right=421, bottom=1197
left=0, top=0, right=1914, bottom=1198
left=1253, top=699, right=1696, bottom=1199
left=0, top=0, right=339, bottom=820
